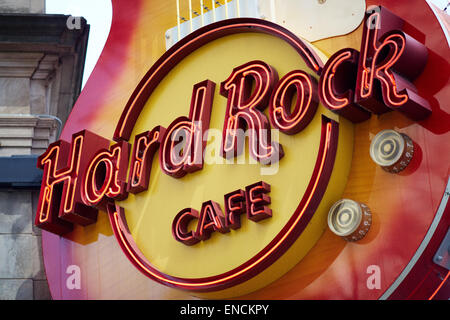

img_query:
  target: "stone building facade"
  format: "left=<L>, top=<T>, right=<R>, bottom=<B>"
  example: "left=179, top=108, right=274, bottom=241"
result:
left=0, top=0, right=89, bottom=299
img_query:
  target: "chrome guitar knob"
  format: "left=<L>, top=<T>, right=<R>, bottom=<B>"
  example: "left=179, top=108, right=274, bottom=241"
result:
left=328, top=199, right=372, bottom=242
left=370, top=129, right=414, bottom=173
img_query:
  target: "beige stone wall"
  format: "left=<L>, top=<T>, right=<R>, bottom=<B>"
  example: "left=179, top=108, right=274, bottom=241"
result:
left=0, top=52, right=60, bottom=157
left=0, top=6, right=89, bottom=300
left=0, top=191, right=48, bottom=299
left=0, top=0, right=45, bottom=14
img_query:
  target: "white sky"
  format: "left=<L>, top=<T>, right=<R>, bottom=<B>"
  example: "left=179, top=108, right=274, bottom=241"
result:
left=432, top=0, right=449, bottom=10
left=46, top=0, right=113, bottom=88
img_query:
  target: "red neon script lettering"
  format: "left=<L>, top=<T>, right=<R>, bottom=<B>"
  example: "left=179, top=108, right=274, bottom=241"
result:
left=245, top=181, right=272, bottom=222
left=319, top=48, right=371, bottom=122
left=160, top=80, right=216, bottom=178
left=221, top=61, right=284, bottom=164
left=269, top=70, right=319, bottom=134
left=172, top=182, right=272, bottom=246
left=82, top=141, right=130, bottom=210
left=355, top=7, right=431, bottom=120
left=128, top=126, right=166, bottom=194
left=35, top=131, right=110, bottom=234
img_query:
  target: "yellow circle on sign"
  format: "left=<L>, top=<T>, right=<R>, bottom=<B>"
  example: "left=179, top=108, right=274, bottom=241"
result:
left=118, top=32, right=353, bottom=293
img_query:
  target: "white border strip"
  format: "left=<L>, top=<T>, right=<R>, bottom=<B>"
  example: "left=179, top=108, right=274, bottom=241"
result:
left=426, top=0, right=450, bottom=47
left=380, top=177, right=450, bottom=299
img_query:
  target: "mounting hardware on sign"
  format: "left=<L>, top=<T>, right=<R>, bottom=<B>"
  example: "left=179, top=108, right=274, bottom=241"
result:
left=433, top=227, right=450, bottom=271
left=328, top=199, right=372, bottom=242
left=370, top=130, right=414, bottom=173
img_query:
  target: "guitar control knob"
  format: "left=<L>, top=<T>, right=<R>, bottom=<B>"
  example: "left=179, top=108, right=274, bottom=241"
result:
left=370, top=130, right=414, bottom=173
left=327, top=199, right=372, bottom=242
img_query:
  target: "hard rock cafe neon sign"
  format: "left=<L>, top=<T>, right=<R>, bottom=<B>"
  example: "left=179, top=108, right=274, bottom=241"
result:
left=35, top=7, right=430, bottom=292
